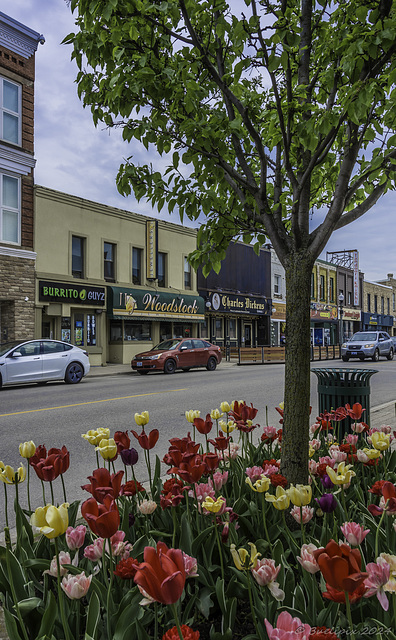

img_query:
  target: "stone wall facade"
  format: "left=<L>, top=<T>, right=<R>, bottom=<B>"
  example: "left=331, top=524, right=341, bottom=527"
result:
left=0, top=253, right=35, bottom=340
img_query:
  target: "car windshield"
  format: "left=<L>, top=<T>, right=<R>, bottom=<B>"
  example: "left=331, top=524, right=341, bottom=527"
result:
left=349, top=333, right=377, bottom=342
left=0, top=341, right=24, bottom=356
left=152, top=339, right=181, bottom=351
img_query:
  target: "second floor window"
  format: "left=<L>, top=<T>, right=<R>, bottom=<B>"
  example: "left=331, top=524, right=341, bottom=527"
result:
left=72, top=236, right=85, bottom=278
left=1, top=78, right=21, bottom=145
left=274, top=274, right=281, bottom=295
left=329, top=278, right=335, bottom=302
left=374, top=295, right=378, bottom=312
left=367, top=293, right=371, bottom=312
left=319, top=275, right=325, bottom=300
left=104, top=242, right=116, bottom=281
left=184, top=257, right=191, bottom=289
left=132, top=247, right=142, bottom=285
left=311, top=273, right=315, bottom=299
left=1, top=173, right=19, bottom=244
left=158, top=252, right=166, bottom=287
left=381, top=296, right=384, bottom=314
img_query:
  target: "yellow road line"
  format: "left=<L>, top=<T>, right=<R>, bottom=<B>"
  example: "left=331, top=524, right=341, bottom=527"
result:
left=0, top=389, right=189, bottom=417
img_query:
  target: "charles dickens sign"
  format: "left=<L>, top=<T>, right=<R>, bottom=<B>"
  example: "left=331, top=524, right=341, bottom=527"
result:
left=39, top=281, right=106, bottom=306
left=108, top=287, right=205, bottom=320
left=208, top=291, right=271, bottom=315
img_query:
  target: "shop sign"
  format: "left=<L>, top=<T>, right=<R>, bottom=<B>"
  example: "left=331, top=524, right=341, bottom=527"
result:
left=146, top=220, right=157, bottom=280
left=271, top=302, right=286, bottom=320
left=343, top=308, right=361, bottom=321
left=207, top=291, right=271, bottom=315
left=108, top=287, right=205, bottom=320
left=39, top=281, right=106, bottom=305
left=310, top=302, right=337, bottom=320
left=369, top=315, right=378, bottom=325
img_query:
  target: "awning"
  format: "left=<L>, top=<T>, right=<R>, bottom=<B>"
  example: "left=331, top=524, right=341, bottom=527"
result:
left=107, top=287, right=205, bottom=322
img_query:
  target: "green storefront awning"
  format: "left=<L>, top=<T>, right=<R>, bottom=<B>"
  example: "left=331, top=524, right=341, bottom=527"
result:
left=107, top=287, right=205, bottom=322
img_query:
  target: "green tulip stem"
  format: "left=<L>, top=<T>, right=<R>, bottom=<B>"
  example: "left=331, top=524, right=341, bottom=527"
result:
left=392, top=593, right=396, bottom=632
left=172, top=507, right=178, bottom=548
left=106, top=540, right=114, bottom=640
left=54, top=538, right=72, bottom=640
left=144, top=449, right=153, bottom=497
left=374, top=503, right=387, bottom=558
left=344, top=591, right=356, bottom=640
left=281, top=511, right=299, bottom=550
left=49, top=480, right=55, bottom=505
left=131, top=465, right=142, bottom=504
left=299, top=506, right=307, bottom=545
left=340, top=486, right=348, bottom=521
left=95, top=450, right=100, bottom=468
left=3, top=483, right=8, bottom=529
left=170, top=603, right=185, bottom=640
left=41, top=479, right=46, bottom=505
left=76, top=599, right=81, bottom=640
left=154, top=602, right=158, bottom=640
left=123, top=464, right=128, bottom=483
left=60, top=473, right=67, bottom=503
left=260, top=493, right=271, bottom=549
left=213, top=515, right=224, bottom=581
left=5, top=546, right=29, bottom=640
left=26, top=463, right=31, bottom=512
left=246, top=572, right=260, bottom=639
left=14, top=479, right=19, bottom=511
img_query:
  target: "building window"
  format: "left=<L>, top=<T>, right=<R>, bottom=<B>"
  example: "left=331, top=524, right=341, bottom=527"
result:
left=124, top=321, right=151, bottom=341
left=367, top=293, right=371, bottom=312
left=374, top=295, right=378, bottom=313
left=319, top=275, right=325, bottom=301
left=348, top=291, right=352, bottom=305
left=173, top=323, right=192, bottom=338
left=274, top=274, right=282, bottom=296
left=387, top=298, right=390, bottom=315
left=381, top=296, right=384, bottom=314
left=158, top=252, right=166, bottom=287
left=72, top=236, right=85, bottom=278
left=215, top=318, right=223, bottom=339
left=1, top=78, right=21, bottom=145
left=132, top=247, right=142, bottom=285
left=0, top=173, right=20, bottom=244
left=104, top=242, right=116, bottom=281
left=393, top=293, right=395, bottom=312
left=184, top=257, right=191, bottom=289
left=229, top=319, right=237, bottom=339
left=311, top=273, right=315, bottom=299
left=329, top=278, right=335, bottom=303
left=200, top=319, right=209, bottom=339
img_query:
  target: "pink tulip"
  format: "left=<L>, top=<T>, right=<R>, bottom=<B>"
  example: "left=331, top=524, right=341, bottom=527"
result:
left=318, top=456, right=335, bottom=468
left=364, top=558, right=390, bottom=611
left=251, top=558, right=285, bottom=601
left=262, top=463, right=279, bottom=476
left=84, top=538, right=104, bottom=561
left=183, top=553, right=199, bottom=578
left=245, top=466, right=265, bottom=482
left=345, top=434, right=359, bottom=446
left=61, top=571, right=92, bottom=599
left=262, top=425, right=278, bottom=439
left=308, top=459, right=318, bottom=475
left=44, top=551, right=71, bottom=577
left=188, top=481, right=215, bottom=506
left=109, top=530, right=133, bottom=559
left=211, top=471, right=228, bottom=491
left=340, top=522, right=370, bottom=546
left=329, top=445, right=347, bottom=463
left=297, top=543, right=320, bottom=574
left=351, top=422, right=366, bottom=433
left=66, top=525, right=87, bottom=551
left=357, top=449, right=370, bottom=463
left=291, top=506, right=314, bottom=524
left=264, top=611, right=311, bottom=639
left=309, top=438, right=321, bottom=451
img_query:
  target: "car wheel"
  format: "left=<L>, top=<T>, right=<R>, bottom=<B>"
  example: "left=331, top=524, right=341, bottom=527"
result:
left=138, top=370, right=149, bottom=375
left=164, top=359, right=176, bottom=374
left=342, top=356, right=349, bottom=362
left=206, top=356, right=217, bottom=371
left=65, top=362, right=84, bottom=384
left=387, top=348, right=394, bottom=361
left=372, top=349, right=380, bottom=362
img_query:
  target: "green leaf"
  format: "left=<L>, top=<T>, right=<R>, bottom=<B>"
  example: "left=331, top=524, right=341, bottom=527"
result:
left=36, top=591, right=57, bottom=640
left=196, top=586, right=214, bottom=618
left=15, top=597, right=42, bottom=615
left=85, top=591, right=101, bottom=640
left=3, top=609, right=23, bottom=640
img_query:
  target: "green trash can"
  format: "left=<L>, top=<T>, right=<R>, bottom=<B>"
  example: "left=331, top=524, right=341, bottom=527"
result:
left=312, top=368, right=378, bottom=431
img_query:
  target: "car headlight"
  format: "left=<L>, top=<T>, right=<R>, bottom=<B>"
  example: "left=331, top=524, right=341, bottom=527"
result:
left=342, top=343, right=347, bottom=348
left=364, top=343, right=375, bottom=348
left=147, top=354, right=162, bottom=360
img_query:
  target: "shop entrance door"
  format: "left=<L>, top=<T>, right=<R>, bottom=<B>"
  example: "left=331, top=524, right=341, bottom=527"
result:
left=244, top=324, right=252, bottom=347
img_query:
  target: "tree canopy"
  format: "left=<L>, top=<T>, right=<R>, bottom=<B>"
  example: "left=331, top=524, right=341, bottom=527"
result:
left=66, top=0, right=396, bottom=483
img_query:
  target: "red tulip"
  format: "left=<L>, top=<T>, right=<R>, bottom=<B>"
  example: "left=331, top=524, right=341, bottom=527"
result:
left=345, top=403, right=365, bottom=421
left=208, top=434, right=230, bottom=451
left=131, top=429, right=159, bottom=450
left=30, top=446, right=70, bottom=482
left=170, top=459, right=206, bottom=484
left=203, top=452, right=219, bottom=472
left=81, top=468, right=124, bottom=503
left=162, top=625, right=200, bottom=640
left=29, top=444, right=47, bottom=466
left=81, top=495, right=120, bottom=538
left=120, top=480, right=145, bottom=496
left=368, top=481, right=396, bottom=515
left=133, top=541, right=186, bottom=605
left=323, top=583, right=366, bottom=604
left=313, top=540, right=367, bottom=597
left=114, top=430, right=130, bottom=453
left=193, top=415, right=213, bottom=435
left=114, top=557, right=139, bottom=579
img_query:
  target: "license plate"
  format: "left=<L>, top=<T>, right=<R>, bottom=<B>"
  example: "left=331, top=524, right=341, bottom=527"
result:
left=351, top=352, right=357, bottom=355
left=137, top=362, right=142, bottom=367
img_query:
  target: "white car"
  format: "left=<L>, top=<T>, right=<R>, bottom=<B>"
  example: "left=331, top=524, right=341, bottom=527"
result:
left=0, top=339, right=90, bottom=388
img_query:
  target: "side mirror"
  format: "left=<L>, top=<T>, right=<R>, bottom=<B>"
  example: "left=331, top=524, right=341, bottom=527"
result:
left=180, top=346, right=188, bottom=351
left=11, top=351, right=23, bottom=357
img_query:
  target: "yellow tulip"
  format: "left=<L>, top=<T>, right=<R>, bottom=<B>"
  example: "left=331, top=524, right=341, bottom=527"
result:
left=82, top=428, right=110, bottom=446
left=30, top=503, right=69, bottom=539
left=286, top=484, right=312, bottom=507
left=0, top=462, right=26, bottom=485
left=95, top=438, right=117, bottom=460
left=230, top=543, right=260, bottom=571
left=220, top=402, right=231, bottom=413
left=135, top=411, right=149, bottom=426
left=185, top=409, right=200, bottom=423
left=371, top=432, right=390, bottom=451
left=265, top=486, right=290, bottom=510
left=219, top=420, right=236, bottom=434
left=201, top=496, right=225, bottom=513
left=246, top=475, right=271, bottom=493
left=279, top=402, right=284, bottom=410
left=210, top=408, right=223, bottom=420
left=326, top=462, right=356, bottom=485
left=19, top=441, right=36, bottom=459
left=362, top=447, right=382, bottom=460
left=308, top=446, right=315, bottom=458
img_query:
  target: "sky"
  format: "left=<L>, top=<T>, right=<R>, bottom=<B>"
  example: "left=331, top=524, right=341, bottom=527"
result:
left=8, top=0, right=395, bottom=283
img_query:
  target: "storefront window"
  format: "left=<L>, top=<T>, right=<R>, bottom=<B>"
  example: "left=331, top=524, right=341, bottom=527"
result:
left=61, top=317, right=71, bottom=343
left=87, top=314, right=97, bottom=346
left=229, top=319, right=237, bottom=339
left=173, top=323, right=192, bottom=338
left=74, top=313, right=84, bottom=346
left=215, top=318, right=223, bottom=339
left=160, top=322, right=172, bottom=341
left=110, top=321, right=123, bottom=342
left=200, top=319, right=209, bottom=339
left=124, top=321, right=151, bottom=341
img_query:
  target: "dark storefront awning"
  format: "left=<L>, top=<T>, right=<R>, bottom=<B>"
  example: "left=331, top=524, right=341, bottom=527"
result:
left=107, top=287, right=205, bottom=322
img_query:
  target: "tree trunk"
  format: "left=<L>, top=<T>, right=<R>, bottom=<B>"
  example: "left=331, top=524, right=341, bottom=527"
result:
left=280, top=251, right=314, bottom=486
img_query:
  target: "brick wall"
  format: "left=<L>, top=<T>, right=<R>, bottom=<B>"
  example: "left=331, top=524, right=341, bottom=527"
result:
left=0, top=254, right=35, bottom=340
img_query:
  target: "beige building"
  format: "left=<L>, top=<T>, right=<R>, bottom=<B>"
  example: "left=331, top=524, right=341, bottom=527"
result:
left=375, top=273, right=396, bottom=337
left=34, top=186, right=204, bottom=365
left=362, top=278, right=393, bottom=335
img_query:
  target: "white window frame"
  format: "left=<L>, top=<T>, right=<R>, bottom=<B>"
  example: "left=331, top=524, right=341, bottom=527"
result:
left=0, top=171, right=21, bottom=245
left=274, top=273, right=282, bottom=295
left=184, top=256, right=191, bottom=289
left=1, top=77, right=22, bottom=146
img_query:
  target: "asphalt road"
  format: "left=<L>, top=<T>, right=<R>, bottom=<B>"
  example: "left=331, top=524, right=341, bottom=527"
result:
left=1, top=359, right=395, bottom=530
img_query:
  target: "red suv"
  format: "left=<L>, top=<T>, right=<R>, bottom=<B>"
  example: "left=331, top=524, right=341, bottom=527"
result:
left=131, top=338, right=222, bottom=375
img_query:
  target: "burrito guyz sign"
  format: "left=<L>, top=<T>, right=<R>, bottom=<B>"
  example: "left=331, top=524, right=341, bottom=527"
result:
left=39, top=281, right=106, bottom=305
left=108, top=287, right=205, bottom=321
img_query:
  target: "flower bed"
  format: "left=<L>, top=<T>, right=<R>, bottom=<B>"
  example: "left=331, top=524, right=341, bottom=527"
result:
left=1, top=401, right=396, bottom=640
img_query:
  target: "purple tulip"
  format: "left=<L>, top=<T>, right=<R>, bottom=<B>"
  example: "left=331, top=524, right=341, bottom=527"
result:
left=315, top=493, right=337, bottom=513
left=120, top=447, right=139, bottom=466
left=320, top=474, right=334, bottom=490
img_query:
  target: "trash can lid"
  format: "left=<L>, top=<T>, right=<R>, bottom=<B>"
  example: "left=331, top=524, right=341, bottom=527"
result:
left=311, top=368, right=378, bottom=382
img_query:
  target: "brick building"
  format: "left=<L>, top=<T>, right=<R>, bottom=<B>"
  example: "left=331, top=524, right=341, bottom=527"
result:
left=375, top=274, right=396, bottom=337
left=362, top=278, right=394, bottom=335
left=0, top=13, right=43, bottom=342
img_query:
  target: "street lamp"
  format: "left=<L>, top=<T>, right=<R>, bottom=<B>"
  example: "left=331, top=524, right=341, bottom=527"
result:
left=338, top=293, right=344, bottom=344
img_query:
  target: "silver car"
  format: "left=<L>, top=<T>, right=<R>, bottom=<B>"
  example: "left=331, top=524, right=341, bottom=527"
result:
left=341, top=331, right=394, bottom=362
left=0, top=339, right=90, bottom=388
